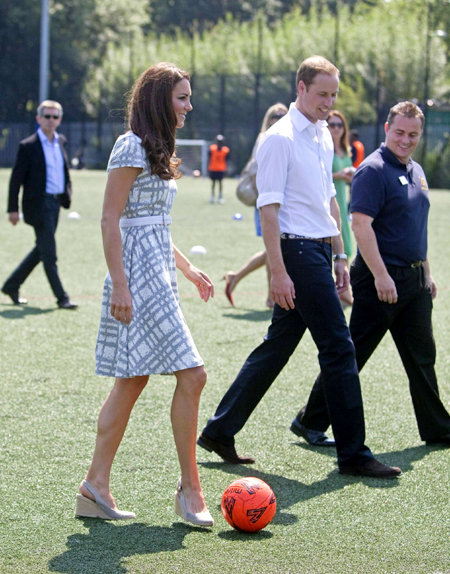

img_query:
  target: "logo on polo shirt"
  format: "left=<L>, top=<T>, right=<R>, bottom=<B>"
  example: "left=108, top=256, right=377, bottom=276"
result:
left=419, top=176, right=428, bottom=191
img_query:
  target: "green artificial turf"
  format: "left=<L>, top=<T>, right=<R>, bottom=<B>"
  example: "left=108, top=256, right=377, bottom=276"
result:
left=0, top=168, right=450, bottom=574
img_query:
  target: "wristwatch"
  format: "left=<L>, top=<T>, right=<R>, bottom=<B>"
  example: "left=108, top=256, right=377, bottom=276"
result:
left=333, top=254, right=348, bottom=261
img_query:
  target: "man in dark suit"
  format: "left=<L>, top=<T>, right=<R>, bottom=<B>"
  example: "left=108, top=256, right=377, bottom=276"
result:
left=2, top=100, right=77, bottom=309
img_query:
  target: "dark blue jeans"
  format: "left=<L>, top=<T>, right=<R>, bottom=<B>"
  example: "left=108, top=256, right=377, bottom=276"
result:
left=203, top=239, right=373, bottom=467
left=3, top=194, right=67, bottom=302
left=300, top=255, right=450, bottom=441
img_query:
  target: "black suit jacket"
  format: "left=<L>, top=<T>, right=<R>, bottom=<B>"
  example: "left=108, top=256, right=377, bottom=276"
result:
left=7, top=132, right=72, bottom=226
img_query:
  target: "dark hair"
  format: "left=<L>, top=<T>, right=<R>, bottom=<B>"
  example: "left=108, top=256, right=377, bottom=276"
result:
left=387, top=101, right=425, bottom=129
left=127, top=62, right=190, bottom=180
left=296, top=56, right=339, bottom=90
left=328, top=110, right=350, bottom=154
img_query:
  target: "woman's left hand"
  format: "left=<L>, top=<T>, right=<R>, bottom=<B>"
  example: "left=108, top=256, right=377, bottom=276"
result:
left=341, top=168, right=354, bottom=183
left=183, top=265, right=215, bottom=302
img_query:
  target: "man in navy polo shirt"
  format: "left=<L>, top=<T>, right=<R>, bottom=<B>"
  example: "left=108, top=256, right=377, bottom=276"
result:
left=293, top=101, right=450, bottom=446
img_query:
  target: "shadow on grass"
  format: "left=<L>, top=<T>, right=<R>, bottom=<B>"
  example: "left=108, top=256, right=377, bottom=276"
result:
left=291, top=443, right=433, bottom=475
left=49, top=520, right=211, bottom=574
left=200, top=445, right=430, bottom=528
left=0, top=305, right=55, bottom=319
left=222, top=309, right=273, bottom=322
left=217, top=529, right=274, bottom=541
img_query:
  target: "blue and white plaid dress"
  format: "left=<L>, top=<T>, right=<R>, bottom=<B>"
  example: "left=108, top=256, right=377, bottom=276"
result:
left=95, top=132, right=203, bottom=377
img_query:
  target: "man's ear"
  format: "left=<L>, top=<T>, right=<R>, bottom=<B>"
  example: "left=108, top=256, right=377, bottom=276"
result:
left=297, top=80, right=306, bottom=97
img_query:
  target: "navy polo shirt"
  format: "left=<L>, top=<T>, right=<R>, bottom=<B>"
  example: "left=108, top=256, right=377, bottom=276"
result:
left=350, top=143, right=430, bottom=267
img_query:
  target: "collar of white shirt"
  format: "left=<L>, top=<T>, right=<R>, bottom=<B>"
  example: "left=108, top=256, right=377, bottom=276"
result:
left=288, top=102, right=328, bottom=136
left=38, top=127, right=60, bottom=146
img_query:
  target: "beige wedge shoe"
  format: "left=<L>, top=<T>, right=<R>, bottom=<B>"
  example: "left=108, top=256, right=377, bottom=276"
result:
left=174, top=479, right=214, bottom=527
left=75, top=480, right=136, bottom=520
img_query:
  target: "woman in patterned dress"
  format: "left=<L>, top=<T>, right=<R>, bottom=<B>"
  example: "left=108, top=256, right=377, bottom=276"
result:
left=76, top=63, right=214, bottom=526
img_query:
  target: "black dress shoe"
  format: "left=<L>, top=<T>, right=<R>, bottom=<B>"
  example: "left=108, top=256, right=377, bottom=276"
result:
left=1, top=287, right=27, bottom=305
left=339, top=458, right=402, bottom=479
left=197, top=433, right=255, bottom=464
left=290, top=417, right=335, bottom=446
left=57, top=298, right=78, bottom=310
left=426, top=434, right=450, bottom=446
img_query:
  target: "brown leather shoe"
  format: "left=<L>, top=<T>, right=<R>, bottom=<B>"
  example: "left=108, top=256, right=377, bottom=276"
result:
left=197, top=433, right=255, bottom=464
left=339, top=458, right=402, bottom=479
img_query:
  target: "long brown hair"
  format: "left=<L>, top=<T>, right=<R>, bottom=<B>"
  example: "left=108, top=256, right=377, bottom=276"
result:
left=328, top=110, right=350, bottom=154
left=127, top=62, right=190, bottom=180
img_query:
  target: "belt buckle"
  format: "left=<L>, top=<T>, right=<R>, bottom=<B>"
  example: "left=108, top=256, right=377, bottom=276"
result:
left=411, top=260, right=423, bottom=268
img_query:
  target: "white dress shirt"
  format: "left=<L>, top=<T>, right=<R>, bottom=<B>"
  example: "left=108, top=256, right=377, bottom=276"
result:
left=38, top=127, right=65, bottom=195
left=256, top=103, right=339, bottom=238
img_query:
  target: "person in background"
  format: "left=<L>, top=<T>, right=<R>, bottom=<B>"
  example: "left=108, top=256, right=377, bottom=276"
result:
left=328, top=110, right=354, bottom=307
left=350, top=129, right=365, bottom=169
left=292, top=101, right=450, bottom=449
left=224, top=103, right=288, bottom=308
left=76, top=63, right=214, bottom=527
left=2, top=100, right=77, bottom=309
left=208, top=134, right=229, bottom=204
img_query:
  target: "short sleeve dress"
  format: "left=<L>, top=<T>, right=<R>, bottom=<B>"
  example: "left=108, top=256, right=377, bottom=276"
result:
left=95, top=132, right=203, bottom=378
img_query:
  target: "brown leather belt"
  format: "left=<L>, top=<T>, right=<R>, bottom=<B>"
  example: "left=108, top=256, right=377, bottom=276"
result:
left=281, top=233, right=333, bottom=245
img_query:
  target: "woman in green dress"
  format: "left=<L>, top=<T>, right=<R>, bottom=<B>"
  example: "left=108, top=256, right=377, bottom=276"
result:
left=328, top=110, right=354, bottom=306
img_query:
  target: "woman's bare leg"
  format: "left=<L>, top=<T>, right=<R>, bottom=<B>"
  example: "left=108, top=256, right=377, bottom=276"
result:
left=224, top=250, right=267, bottom=295
left=171, top=365, right=208, bottom=514
left=80, top=375, right=149, bottom=508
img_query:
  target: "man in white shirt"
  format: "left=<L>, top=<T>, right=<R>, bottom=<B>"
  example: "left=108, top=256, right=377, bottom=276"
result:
left=198, top=56, right=401, bottom=478
left=2, top=100, right=77, bottom=309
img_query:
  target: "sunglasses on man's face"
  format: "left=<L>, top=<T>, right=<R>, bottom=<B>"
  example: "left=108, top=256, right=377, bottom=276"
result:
left=328, top=122, right=344, bottom=128
left=43, top=114, right=60, bottom=120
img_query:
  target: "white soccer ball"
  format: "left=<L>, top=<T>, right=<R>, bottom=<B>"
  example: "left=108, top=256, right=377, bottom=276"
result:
left=189, top=245, right=207, bottom=255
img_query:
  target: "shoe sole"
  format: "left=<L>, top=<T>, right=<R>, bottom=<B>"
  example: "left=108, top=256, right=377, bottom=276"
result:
left=75, top=493, right=136, bottom=520
left=75, top=494, right=114, bottom=519
left=338, top=469, right=401, bottom=479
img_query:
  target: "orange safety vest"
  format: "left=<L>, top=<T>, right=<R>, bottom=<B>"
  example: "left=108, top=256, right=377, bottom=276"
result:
left=209, top=144, right=229, bottom=171
left=352, top=140, right=365, bottom=168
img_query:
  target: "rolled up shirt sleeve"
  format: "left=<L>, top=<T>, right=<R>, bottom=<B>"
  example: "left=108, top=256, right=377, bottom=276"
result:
left=256, top=133, right=290, bottom=209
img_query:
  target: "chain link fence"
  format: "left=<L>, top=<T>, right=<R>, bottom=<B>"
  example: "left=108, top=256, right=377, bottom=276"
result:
left=1, top=72, right=449, bottom=186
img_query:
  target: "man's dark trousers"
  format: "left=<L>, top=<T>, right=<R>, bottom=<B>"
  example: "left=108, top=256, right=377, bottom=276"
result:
left=203, top=239, right=374, bottom=467
left=3, top=194, right=67, bottom=302
left=300, top=255, right=450, bottom=442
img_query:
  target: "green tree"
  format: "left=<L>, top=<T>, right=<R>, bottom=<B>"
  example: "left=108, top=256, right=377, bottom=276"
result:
left=0, top=0, right=149, bottom=120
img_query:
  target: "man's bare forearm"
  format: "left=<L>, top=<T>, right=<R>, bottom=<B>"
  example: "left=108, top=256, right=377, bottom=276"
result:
left=260, top=204, right=286, bottom=275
